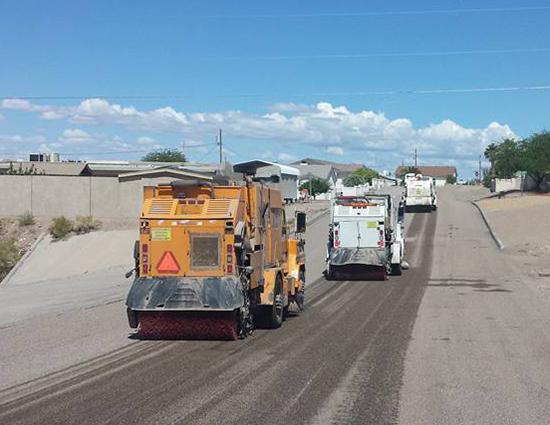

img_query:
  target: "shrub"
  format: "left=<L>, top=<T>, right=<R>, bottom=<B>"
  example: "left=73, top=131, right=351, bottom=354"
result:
left=49, top=216, right=74, bottom=239
left=18, top=211, right=36, bottom=226
left=73, top=216, right=102, bottom=234
left=445, top=175, right=457, bottom=185
left=0, top=238, right=21, bottom=281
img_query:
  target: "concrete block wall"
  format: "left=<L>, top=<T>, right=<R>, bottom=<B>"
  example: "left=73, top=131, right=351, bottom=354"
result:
left=0, top=175, right=159, bottom=219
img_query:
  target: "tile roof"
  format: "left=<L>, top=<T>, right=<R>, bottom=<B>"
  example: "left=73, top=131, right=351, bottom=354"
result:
left=395, top=165, right=457, bottom=178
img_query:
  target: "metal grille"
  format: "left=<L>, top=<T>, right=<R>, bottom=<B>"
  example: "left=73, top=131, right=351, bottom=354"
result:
left=206, top=199, right=231, bottom=215
left=190, top=234, right=220, bottom=269
left=148, top=199, right=175, bottom=214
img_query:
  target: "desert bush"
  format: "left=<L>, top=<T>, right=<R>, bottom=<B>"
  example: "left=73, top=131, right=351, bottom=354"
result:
left=18, top=211, right=36, bottom=226
left=0, top=238, right=21, bottom=281
left=73, top=216, right=102, bottom=234
left=49, top=216, right=74, bottom=239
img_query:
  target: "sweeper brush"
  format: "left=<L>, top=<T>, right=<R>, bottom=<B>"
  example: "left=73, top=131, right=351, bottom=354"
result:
left=329, top=264, right=387, bottom=281
left=137, top=311, right=239, bottom=341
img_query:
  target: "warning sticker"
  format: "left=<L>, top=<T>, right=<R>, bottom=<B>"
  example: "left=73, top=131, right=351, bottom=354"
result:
left=151, top=228, right=172, bottom=241
left=367, top=221, right=378, bottom=228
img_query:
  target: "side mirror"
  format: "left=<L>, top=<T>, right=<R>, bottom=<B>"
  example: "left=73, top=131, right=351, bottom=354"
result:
left=296, top=212, right=306, bottom=233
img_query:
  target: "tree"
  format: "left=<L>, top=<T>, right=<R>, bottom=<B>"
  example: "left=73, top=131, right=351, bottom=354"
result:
left=446, top=175, right=457, bottom=184
left=142, top=148, right=186, bottom=162
left=343, top=167, right=379, bottom=187
left=6, top=163, right=43, bottom=175
left=484, top=143, right=499, bottom=174
left=521, top=131, right=550, bottom=189
left=492, top=138, right=525, bottom=178
left=299, top=177, right=330, bottom=197
left=343, top=174, right=366, bottom=187
left=397, top=166, right=419, bottom=178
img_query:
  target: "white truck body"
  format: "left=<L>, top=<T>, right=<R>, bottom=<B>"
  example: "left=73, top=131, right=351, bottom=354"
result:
left=333, top=203, right=386, bottom=249
left=405, top=175, right=437, bottom=210
left=327, top=195, right=405, bottom=279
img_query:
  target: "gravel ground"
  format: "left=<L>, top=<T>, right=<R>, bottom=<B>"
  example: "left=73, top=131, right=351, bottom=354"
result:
left=477, top=192, right=550, bottom=284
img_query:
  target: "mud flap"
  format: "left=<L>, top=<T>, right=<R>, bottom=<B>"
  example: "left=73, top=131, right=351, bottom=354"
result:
left=126, top=276, right=244, bottom=313
left=328, top=248, right=388, bottom=281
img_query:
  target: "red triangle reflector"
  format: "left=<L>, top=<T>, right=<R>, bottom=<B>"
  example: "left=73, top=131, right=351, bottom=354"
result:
left=156, top=251, right=180, bottom=273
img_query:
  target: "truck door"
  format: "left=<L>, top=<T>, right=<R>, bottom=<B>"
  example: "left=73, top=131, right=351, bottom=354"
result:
left=339, top=221, right=360, bottom=248
left=357, top=220, right=381, bottom=248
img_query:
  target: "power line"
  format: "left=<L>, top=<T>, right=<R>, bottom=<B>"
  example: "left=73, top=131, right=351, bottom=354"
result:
left=196, top=144, right=218, bottom=163
left=0, top=143, right=219, bottom=158
left=212, top=47, right=550, bottom=61
left=4, top=84, right=550, bottom=102
left=189, top=6, right=550, bottom=19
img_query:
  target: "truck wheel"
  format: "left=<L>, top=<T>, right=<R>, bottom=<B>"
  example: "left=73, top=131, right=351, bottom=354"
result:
left=271, top=275, right=284, bottom=328
left=325, top=265, right=334, bottom=280
left=256, top=275, right=284, bottom=329
left=295, top=269, right=306, bottom=311
left=391, top=263, right=402, bottom=276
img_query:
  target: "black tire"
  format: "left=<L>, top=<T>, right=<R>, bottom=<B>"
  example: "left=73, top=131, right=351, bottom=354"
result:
left=391, top=263, right=402, bottom=276
left=255, top=275, right=284, bottom=329
left=295, top=269, right=306, bottom=311
left=270, top=275, right=284, bottom=328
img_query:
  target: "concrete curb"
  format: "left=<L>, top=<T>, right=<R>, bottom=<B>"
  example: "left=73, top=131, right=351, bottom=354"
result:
left=0, top=231, right=48, bottom=287
left=470, top=201, right=504, bottom=251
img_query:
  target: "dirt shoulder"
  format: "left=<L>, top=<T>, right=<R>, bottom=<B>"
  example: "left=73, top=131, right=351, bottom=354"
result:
left=477, top=193, right=550, bottom=281
left=0, top=217, right=47, bottom=282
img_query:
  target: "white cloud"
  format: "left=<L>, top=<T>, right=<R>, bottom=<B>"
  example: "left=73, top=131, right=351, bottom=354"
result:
left=137, top=136, right=155, bottom=145
left=326, top=146, right=344, bottom=156
left=278, top=152, right=297, bottom=162
left=60, top=128, right=92, bottom=143
left=1, top=98, right=35, bottom=110
left=0, top=134, right=47, bottom=144
left=1, top=98, right=518, bottom=173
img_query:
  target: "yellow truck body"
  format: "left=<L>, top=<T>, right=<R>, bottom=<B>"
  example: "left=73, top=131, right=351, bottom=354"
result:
left=126, top=179, right=306, bottom=339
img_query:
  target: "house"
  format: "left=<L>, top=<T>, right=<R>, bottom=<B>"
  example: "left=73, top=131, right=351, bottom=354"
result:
left=294, top=164, right=338, bottom=188
left=233, top=159, right=300, bottom=202
left=291, top=158, right=364, bottom=182
left=394, top=165, right=458, bottom=187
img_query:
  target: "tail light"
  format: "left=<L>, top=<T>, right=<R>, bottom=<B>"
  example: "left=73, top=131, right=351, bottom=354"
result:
left=378, top=230, right=385, bottom=249
left=142, top=243, right=149, bottom=275
left=226, top=244, right=234, bottom=274
left=334, top=228, right=340, bottom=248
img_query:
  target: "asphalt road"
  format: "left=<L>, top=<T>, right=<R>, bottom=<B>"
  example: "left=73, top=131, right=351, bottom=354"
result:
left=399, top=187, right=550, bottom=424
left=3, top=187, right=547, bottom=424
left=0, top=190, right=438, bottom=425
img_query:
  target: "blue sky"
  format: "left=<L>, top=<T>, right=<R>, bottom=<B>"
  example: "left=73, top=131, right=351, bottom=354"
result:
left=1, top=0, right=550, bottom=176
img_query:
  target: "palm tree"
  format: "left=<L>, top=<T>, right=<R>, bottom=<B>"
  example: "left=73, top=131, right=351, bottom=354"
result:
left=484, top=143, right=499, bottom=174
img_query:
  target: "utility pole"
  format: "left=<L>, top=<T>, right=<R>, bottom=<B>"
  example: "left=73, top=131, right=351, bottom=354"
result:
left=218, top=128, right=223, bottom=165
left=478, top=154, right=482, bottom=184
left=414, top=148, right=418, bottom=168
